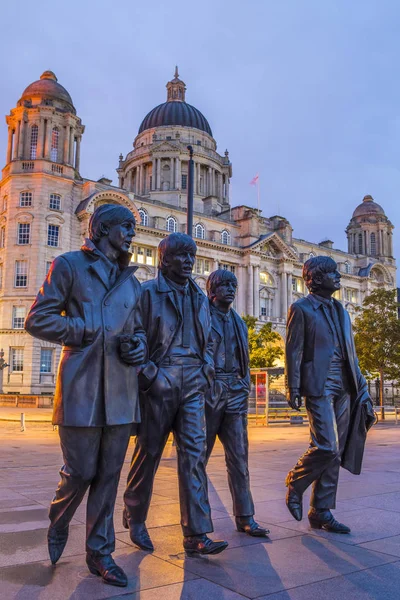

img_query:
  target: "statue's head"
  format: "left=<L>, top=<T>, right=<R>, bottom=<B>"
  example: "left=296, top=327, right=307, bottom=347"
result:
left=158, top=233, right=197, bottom=284
left=303, top=255, right=341, bottom=296
left=206, top=269, right=238, bottom=309
left=88, top=204, right=136, bottom=253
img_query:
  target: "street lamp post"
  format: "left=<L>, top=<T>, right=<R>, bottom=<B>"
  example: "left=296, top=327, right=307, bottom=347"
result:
left=0, top=348, right=9, bottom=394
left=186, top=145, right=194, bottom=237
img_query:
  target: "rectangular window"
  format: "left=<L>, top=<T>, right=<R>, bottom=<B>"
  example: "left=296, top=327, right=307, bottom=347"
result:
left=47, top=224, right=60, bottom=247
left=19, top=192, right=32, bottom=207
left=3, top=196, right=7, bottom=212
left=10, top=348, right=24, bottom=372
left=49, top=194, right=61, bottom=210
left=40, top=348, right=54, bottom=373
left=0, top=226, right=5, bottom=248
left=0, top=264, right=3, bottom=289
left=220, top=263, right=236, bottom=274
left=204, top=260, right=210, bottom=275
left=195, top=259, right=204, bottom=275
left=46, top=261, right=52, bottom=275
left=15, top=260, right=28, bottom=287
left=181, top=174, right=187, bottom=190
left=17, top=223, right=31, bottom=245
left=137, top=247, right=144, bottom=264
left=146, top=248, right=153, bottom=266
left=261, top=306, right=267, bottom=317
left=12, top=306, right=26, bottom=329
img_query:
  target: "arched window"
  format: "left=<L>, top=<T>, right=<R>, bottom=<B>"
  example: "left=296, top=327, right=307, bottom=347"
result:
left=309, top=252, right=315, bottom=258
left=370, top=232, right=376, bottom=256
left=194, top=223, right=205, bottom=239
left=51, top=127, right=59, bottom=162
left=358, top=233, right=363, bottom=254
left=344, top=261, right=351, bottom=274
left=138, top=208, right=149, bottom=227
left=166, top=216, right=177, bottom=233
left=221, top=229, right=231, bottom=245
left=30, top=125, right=38, bottom=159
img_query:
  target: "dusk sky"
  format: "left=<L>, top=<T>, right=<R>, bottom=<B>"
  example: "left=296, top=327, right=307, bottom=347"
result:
left=1, top=1, right=399, bottom=273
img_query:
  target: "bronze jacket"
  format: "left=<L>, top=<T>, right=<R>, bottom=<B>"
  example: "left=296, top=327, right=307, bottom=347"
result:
left=138, top=271, right=214, bottom=389
left=25, top=240, right=145, bottom=427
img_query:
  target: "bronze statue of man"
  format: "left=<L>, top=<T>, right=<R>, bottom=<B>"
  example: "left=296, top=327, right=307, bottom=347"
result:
left=206, top=269, right=269, bottom=537
left=285, top=256, right=374, bottom=533
left=123, top=233, right=228, bottom=556
left=25, top=204, right=146, bottom=587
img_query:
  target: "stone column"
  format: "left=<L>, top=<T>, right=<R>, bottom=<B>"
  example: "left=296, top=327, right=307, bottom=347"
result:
left=280, top=272, right=287, bottom=319
left=18, top=119, right=26, bottom=159
left=151, top=159, right=155, bottom=191
left=75, top=136, right=81, bottom=172
left=212, top=259, right=219, bottom=272
left=44, top=120, right=52, bottom=160
left=287, top=273, right=293, bottom=310
left=13, top=121, right=20, bottom=160
left=207, top=167, right=212, bottom=196
left=225, top=176, right=230, bottom=201
left=127, top=169, right=133, bottom=191
left=235, top=266, right=245, bottom=316
left=176, top=158, right=181, bottom=190
left=247, top=265, right=254, bottom=316
left=253, top=265, right=260, bottom=319
left=197, top=163, right=201, bottom=195
left=156, top=159, right=161, bottom=190
left=6, top=127, right=13, bottom=163
left=170, top=157, right=174, bottom=189
left=69, top=128, right=74, bottom=166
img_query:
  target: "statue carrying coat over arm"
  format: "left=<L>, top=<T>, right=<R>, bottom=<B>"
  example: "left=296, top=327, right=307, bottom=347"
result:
left=285, top=256, right=375, bottom=534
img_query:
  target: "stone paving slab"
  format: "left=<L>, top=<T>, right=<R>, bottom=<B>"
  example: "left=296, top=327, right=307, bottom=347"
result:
left=257, top=561, right=400, bottom=600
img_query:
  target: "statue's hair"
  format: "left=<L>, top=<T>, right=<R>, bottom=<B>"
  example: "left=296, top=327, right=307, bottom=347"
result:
left=158, top=233, right=197, bottom=272
left=303, top=255, right=338, bottom=292
left=206, top=268, right=238, bottom=299
left=88, top=204, right=135, bottom=242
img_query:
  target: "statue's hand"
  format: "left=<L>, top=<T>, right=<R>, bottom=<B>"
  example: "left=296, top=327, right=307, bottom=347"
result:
left=288, top=388, right=302, bottom=411
left=119, top=335, right=146, bottom=366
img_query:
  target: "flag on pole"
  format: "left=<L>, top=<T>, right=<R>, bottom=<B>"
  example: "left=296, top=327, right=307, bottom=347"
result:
left=249, top=174, right=259, bottom=186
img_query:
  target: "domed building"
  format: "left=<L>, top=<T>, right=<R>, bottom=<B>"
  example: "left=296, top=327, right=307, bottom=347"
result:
left=0, top=69, right=396, bottom=399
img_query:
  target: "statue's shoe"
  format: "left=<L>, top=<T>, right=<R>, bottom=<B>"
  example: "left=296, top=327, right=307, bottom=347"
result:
left=183, top=535, right=228, bottom=556
left=286, top=484, right=303, bottom=521
left=122, top=509, right=154, bottom=551
left=48, top=524, right=69, bottom=564
left=86, top=554, right=128, bottom=587
left=308, top=509, right=351, bottom=534
left=236, top=516, right=270, bottom=537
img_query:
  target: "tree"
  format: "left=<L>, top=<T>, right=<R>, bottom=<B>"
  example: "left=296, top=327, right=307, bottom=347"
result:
left=242, top=315, right=284, bottom=369
left=353, top=288, right=400, bottom=418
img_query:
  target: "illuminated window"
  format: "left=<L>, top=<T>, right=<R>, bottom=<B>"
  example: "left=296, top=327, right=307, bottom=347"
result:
left=17, top=223, right=31, bottom=245
left=166, top=216, right=177, bottom=233
left=344, top=261, right=351, bottom=274
left=146, top=248, right=153, bottom=266
left=371, top=233, right=376, bottom=256
left=137, top=247, right=144, bottom=264
left=51, top=128, right=59, bottom=162
left=138, top=208, right=149, bottom=226
left=260, top=271, right=274, bottom=286
left=40, top=348, right=54, bottom=373
left=181, top=174, right=187, bottom=190
left=12, top=306, right=25, bottom=329
left=292, top=277, right=302, bottom=293
left=221, top=230, right=231, bottom=245
left=10, top=348, right=24, bottom=372
left=0, top=226, right=5, bottom=248
left=20, top=192, right=32, bottom=207
left=49, top=194, right=61, bottom=210
left=194, top=223, right=205, bottom=239
left=30, top=125, right=38, bottom=159
left=15, top=260, right=28, bottom=287
left=47, top=224, right=60, bottom=247
left=195, top=258, right=211, bottom=275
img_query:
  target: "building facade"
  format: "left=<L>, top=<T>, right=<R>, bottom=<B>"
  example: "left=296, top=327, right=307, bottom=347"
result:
left=0, top=69, right=396, bottom=395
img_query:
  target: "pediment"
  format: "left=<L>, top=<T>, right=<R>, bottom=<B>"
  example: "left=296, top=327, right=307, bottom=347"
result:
left=152, top=141, right=179, bottom=153
left=248, top=232, right=299, bottom=261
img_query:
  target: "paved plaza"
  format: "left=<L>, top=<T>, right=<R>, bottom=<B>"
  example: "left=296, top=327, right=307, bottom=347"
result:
left=1, top=416, right=400, bottom=599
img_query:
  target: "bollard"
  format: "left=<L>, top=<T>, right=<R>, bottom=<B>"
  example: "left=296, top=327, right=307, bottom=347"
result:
left=20, top=412, right=25, bottom=432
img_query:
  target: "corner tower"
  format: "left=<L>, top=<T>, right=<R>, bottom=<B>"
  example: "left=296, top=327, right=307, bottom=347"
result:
left=346, top=195, right=394, bottom=258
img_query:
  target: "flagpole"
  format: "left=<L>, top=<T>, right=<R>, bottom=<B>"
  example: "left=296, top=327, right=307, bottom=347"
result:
left=257, top=178, right=260, bottom=213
